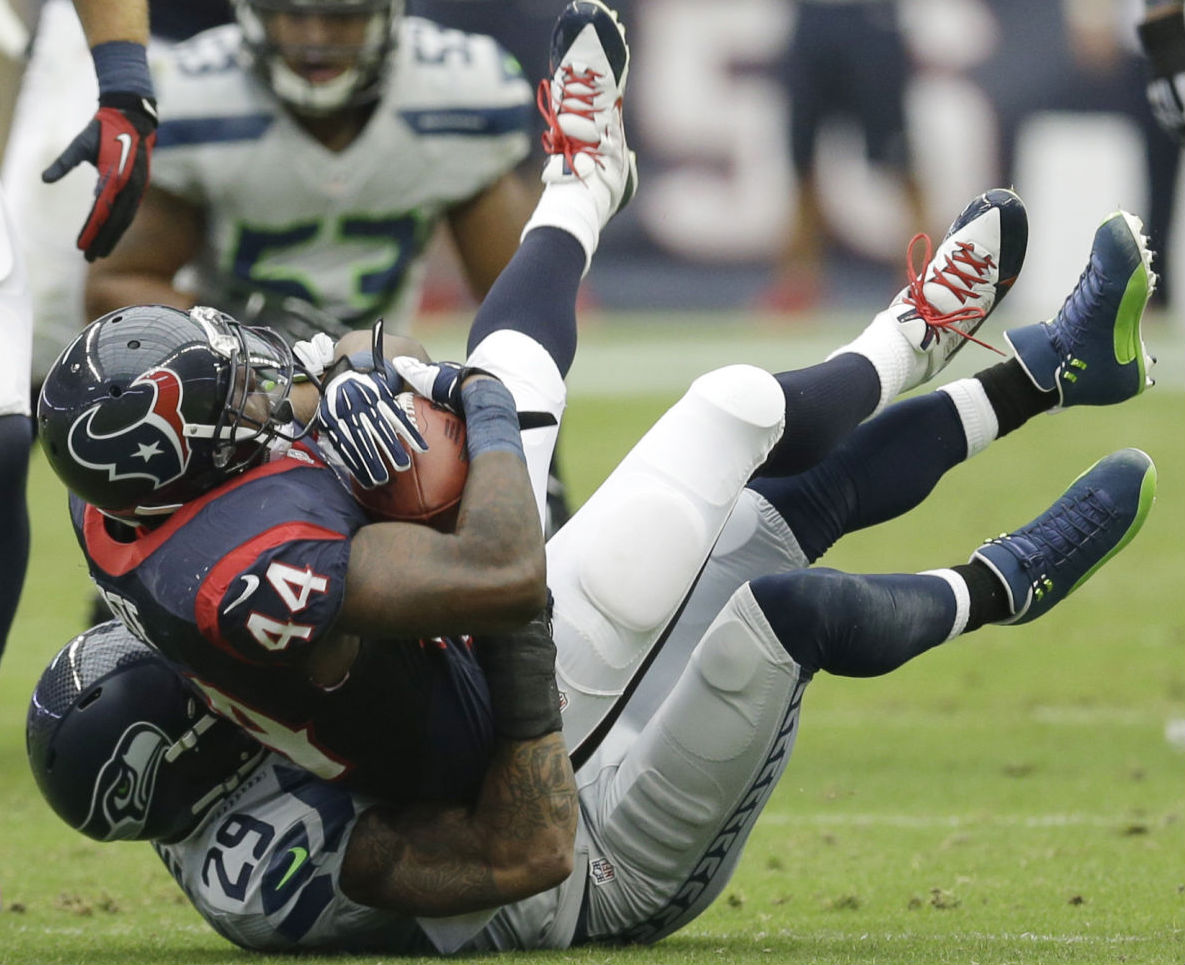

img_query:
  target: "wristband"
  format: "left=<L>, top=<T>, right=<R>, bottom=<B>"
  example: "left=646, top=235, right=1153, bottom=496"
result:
left=91, top=41, right=155, bottom=99
left=461, top=378, right=525, bottom=461
left=476, top=608, right=563, bottom=740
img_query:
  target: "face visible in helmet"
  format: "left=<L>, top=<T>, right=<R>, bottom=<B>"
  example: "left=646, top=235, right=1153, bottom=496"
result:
left=37, top=305, right=303, bottom=521
left=235, top=0, right=402, bottom=116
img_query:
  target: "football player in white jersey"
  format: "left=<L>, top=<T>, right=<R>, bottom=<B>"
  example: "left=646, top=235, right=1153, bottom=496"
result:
left=0, top=0, right=158, bottom=659
left=28, top=1, right=1162, bottom=952
left=84, top=0, right=536, bottom=338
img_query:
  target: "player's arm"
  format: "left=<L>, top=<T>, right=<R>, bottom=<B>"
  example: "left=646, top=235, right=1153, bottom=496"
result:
left=340, top=613, right=576, bottom=916
left=446, top=172, right=538, bottom=300
left=72, top=0, right=148, bottom=45
left=338, top=441, right=547, bottom=637
left=42, top=0, right=157, bottom=261
left=319, top=345, right=547, bottom=638
left=341, top=732, right=574, bottom=915
left=85, top=185, right=204, bottom=318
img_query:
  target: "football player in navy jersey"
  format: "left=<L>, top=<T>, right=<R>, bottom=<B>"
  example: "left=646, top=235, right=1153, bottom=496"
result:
left=34, top=1, right=1162, bottom=943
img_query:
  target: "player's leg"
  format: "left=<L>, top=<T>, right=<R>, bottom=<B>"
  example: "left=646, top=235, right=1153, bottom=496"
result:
left=756, top=185, right=1028, bottom=478
left=550, top=187, right=1028, bottom=756
left=758, top=208, right=1158, bottom=564
left=463, top=0, right=635, bottom=523
left=0, top=183, right=34, bottom=658
left=613, top=209, right=1156, bottom=736
left=573, top=447, right=1155, bottom=945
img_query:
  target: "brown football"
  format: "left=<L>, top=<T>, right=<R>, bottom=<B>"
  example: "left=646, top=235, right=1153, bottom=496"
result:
left=351, top=392, right=469, bottom=530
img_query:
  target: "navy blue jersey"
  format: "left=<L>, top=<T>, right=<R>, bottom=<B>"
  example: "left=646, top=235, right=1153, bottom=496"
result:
left=73, top=443, right=493, bottom=804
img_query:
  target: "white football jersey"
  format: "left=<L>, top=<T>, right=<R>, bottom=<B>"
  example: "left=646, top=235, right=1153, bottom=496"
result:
left=154, top=751, right=584, bottom=953
left=149, top=17, right=533, bottom=329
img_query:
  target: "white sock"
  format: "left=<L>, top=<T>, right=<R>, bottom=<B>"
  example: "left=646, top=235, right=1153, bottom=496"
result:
left=826, top=306, right=921, bottom=415
left=520, top=181, right=602, bottom=276
left=939, top=378, right=1000, bottom=458
left=919, top=568, right=971, bottom=640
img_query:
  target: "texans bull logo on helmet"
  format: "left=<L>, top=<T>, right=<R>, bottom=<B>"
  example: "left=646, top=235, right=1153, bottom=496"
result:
left=67, top=368, right=192, bottom=491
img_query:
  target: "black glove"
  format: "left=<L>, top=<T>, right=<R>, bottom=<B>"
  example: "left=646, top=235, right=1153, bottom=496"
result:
left=1139, top=9, right=1185, bottom=142
left=42, top=92, right=159, bottom=261
left=476, top=605, right=563, bottom=742
left=220, top=288, right=352, bottom=344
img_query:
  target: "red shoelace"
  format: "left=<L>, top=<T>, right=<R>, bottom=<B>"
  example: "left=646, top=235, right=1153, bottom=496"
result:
left=537, top=69, right=606, bottom=174
left=903, top=233, right=1005, bottom=356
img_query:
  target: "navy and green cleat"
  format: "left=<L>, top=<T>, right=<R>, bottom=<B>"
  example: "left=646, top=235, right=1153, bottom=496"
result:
left=1005, top=211, right=1156, bottom=407
left=971, top=448, right=1157, bottom=624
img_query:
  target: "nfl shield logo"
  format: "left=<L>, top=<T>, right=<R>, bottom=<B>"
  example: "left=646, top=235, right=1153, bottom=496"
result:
left=589, top=857, right=616, bottom=885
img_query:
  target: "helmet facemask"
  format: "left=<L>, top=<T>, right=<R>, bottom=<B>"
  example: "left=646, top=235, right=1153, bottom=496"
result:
left=185, top=307, right=305, bottom=478
left=234, top=0, right=401, bottom=116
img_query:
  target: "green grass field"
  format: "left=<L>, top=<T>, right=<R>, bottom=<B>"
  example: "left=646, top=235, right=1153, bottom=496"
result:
left=1, top=315, right=1182, bottom=964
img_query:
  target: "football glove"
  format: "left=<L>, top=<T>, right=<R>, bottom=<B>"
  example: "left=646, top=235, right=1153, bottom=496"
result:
left=292, top=332, right=337, bottom=379
left=392, top=357, right=496, bottom=414
left=1139, top=8, right=1185, bottom=142
left=317, top=369, right=427, bottom=489
left=42, top=92, right=159, bottom=261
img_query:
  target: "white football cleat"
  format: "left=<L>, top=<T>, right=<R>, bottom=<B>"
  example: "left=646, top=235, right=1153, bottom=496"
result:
left=522, top=0, right=637, bottom=268
left=833, top=188, right=1028, bottom=410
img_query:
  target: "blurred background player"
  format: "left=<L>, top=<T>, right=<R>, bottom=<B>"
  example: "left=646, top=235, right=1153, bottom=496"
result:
left=0, top=0, right=161, bottom=663
left=761, top=0, right=931, bottom=313
left=1138, top=0, right=1185, bottom=141
left=83, top=0, right=535, bottom=346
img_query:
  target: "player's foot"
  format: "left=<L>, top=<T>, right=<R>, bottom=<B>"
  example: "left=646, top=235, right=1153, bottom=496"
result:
left=1005, top=211, right=1157, bottom=407
left=831, top=189, right=1028, bottom=410
left=971, top=448, right=1156, bottom=625
left=538, top=0, right=636, bottom=225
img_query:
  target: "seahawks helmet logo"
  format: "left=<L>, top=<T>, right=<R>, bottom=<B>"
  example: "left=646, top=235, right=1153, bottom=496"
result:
left=67, top=368, right=192, bottom=491
left=82, top=722, right=168, bottom=841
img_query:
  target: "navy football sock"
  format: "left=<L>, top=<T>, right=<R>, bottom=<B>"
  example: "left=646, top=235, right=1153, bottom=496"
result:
left=757, top=353, right=882, bottom=477
left=466, top=227, right=584, bottom=377
left=750, top=568, right=957, bottom=677
left=0, top=414, right=32, bottom=658
left=750, top=391, right=967, bottom=562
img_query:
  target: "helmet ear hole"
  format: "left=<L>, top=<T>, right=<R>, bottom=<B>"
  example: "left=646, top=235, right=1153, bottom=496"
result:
left=77, top=688, right=103, bottom=710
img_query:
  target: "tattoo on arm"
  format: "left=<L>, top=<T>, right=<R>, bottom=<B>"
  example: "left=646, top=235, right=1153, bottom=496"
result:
left=340, top=732, right=577, bottom=917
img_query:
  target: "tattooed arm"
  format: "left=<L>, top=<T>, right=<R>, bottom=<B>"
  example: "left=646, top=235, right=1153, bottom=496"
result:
left=339, top=612, right=576, bottom=916
left=339, top=732, right=577, bottom=916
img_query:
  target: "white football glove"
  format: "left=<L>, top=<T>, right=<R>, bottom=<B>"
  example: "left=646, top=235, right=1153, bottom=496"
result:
left=292, top=332, right=337, bottom=379
left=392, top=356, right=496, bottom=414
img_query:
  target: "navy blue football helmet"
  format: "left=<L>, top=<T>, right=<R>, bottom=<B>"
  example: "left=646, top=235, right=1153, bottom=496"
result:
left=27, top=622, right=264, bottom=843
left=37, top=305, right=301, bottom=521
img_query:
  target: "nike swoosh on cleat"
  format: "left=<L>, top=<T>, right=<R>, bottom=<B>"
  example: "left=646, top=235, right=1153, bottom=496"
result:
left=223, top=574, right=260, bottom=615
left=114, top=132, right=133, bottom=176
left=276, top=846, right=309, bottom=889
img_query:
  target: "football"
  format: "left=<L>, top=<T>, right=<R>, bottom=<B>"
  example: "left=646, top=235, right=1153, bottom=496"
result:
left=351, top=392, right=469, bottom=530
